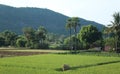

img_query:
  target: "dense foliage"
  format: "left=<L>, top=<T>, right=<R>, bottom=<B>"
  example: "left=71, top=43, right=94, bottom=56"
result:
left=104, top=12, right=120, bottom=53
left=0, top=30, right=17, bottom=46
left=78, top=25, right=102, bottom=48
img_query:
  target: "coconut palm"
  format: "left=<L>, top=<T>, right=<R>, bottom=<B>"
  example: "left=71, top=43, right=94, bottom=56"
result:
left=110, top=12, right=120, bottom=52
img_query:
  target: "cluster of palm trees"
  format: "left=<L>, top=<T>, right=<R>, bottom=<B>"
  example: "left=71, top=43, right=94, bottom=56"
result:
left=65, top=17, right=80, bottom=52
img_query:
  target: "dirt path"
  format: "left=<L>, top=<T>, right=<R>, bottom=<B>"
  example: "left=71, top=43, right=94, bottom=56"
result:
left=0, top=51, right=48, bottom=58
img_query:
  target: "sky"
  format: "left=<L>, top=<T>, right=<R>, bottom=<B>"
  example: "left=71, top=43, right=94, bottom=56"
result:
left=0, top=0, right=120, bottom=26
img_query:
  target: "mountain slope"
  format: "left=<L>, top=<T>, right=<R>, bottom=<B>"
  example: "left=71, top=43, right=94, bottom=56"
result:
left=0, top=4, right=105, bottom=35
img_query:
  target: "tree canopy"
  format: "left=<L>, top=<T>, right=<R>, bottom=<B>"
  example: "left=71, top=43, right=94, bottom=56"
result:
left=79, top=25, right=102, bottom=45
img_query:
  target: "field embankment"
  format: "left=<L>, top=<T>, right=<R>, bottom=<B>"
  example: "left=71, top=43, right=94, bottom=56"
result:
left=0, top=47, right=68, bottom=58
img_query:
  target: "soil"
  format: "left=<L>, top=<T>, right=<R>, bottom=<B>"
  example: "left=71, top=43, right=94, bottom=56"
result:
left=0, top=51, right=48, bottom=58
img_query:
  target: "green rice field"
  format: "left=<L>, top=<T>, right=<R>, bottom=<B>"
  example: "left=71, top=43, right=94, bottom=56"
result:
left=0, top=54, right=120, bottom=74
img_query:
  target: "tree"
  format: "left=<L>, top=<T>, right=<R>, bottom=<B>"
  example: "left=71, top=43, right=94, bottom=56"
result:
left=65, top=17, right=80, bottom=52
left=64, top=36, right=83, bottom=50
left=16, top=36, right=27, bottom=47
left=23, top=27, right=35, bottom=41
left=36, top=26, right=47, bottom=44
left=23, top=27, right=35, bottom=48
left=78, top=25, right=102, bottom=49
left=35, top=26, right=48, bottom=49
left=23, top=26, right=48, bottom=49
left=110, top=12, right=120, bottom=53
left=71, top=17, right=80, bottom=51
left=1, top=30, right=17, bottom=46
left=65, top=18, right=73, bottom=51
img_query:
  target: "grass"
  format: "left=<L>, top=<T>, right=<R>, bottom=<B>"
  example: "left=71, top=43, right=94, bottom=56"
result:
left=0, top=54, right=120, bottom=74
left=56, top=50, right=120, bottom=57
left=78, top=51, right=120, bottom=57
left=0, top=47, right=68, bottom=53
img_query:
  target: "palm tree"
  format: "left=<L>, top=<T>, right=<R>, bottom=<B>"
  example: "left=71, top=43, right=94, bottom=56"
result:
left=66, top=18, right=73, bottom=51
left=110, top=12, right=120, bottom=52
left=71, top=17, right=80, bottom=52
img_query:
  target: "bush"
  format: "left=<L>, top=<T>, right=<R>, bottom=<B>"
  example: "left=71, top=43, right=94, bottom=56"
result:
left=39, top=42, right=49, bottom=49
left=104, top=38, right=115, bottom=52
left=33, top=42, right=40, bottom=49
left=63, top=36, right=84, bottom=50
left=25, top=41, right=34, bottom=49
left=16, top=38, right=27, bottom=47
left=104, top=38, right=115, bottom=47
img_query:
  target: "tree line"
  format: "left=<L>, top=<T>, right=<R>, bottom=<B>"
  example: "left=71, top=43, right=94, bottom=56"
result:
left=0, top=26, right=48, bottom=49
left=64, top=12, right=120, bottom=53
left=0, top=12, right=120, bottom=53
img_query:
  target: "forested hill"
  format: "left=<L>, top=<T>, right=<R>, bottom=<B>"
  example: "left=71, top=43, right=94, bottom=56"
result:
left=0, top=4, right=105, bottom=35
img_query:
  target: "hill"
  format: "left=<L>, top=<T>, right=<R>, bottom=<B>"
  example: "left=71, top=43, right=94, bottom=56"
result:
left=0, top=4, right=105, bottom=35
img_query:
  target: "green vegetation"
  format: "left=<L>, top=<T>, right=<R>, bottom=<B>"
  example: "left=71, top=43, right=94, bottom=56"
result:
left=78, top=25, right=102, bottom=49
left=65, top=17, right=80, bottom=51
left=0, top=26, right=49, bottom=49
left=0, top=5, right=119, bottom=53
left=0, top=54, right=120, bottom=74
left=63, top=12, right=120, bottom=53
left=63, top=36, right=82, bottom=50
left=104, top=12, right=120, bottom=53
left=0, top=30, right=17, bottom=46
left=23, top=26, right=48, bottom=49
left=0, top=12, right=120, bottom=53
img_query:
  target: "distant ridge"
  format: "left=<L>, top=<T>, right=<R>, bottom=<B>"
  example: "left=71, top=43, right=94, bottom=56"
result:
left=0, top=4, right=105, bottom=35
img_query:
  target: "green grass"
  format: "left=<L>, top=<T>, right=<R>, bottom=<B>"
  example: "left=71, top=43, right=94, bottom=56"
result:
left=0, top=47, right=68, bottom=53
left=0, top=54, right=120, bottom=74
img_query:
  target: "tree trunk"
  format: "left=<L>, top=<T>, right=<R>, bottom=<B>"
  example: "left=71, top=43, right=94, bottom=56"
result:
left=115, top=36, right=118, bottom=53
left=69, top=28, right=72, bottom=52
left=74, top=27, right=77, bottom=53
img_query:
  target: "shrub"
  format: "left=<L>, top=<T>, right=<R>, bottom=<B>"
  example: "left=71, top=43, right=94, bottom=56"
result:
left=16, top=38, right=27, bottom=47
left=39, top=42, right=49, bottom=49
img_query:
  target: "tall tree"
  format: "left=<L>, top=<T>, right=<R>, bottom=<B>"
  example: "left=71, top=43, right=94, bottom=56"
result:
left=65, top=18, right=73, bottom=51
left=65, top=17, right=80, bottom=52
left=110, top=12, right=120, bottom=52
left=71, top=17, right=80, bottom=51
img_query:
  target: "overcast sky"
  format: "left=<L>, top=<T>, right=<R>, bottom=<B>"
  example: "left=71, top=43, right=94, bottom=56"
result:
left=0, top=0, right=120, bottom=26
